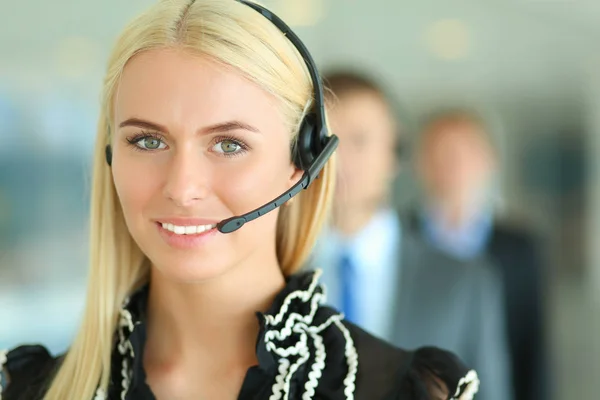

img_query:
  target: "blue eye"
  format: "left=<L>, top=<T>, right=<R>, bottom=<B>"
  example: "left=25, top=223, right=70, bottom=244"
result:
left=135, top=137, right=166, bottom=150
left=211, top=138, right=248, bottom=156
left=214, top=140, right=241, bottom=154
left=126, top=133, right=168, bottom=151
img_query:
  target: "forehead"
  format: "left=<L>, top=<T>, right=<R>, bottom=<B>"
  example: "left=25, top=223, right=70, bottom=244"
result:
left=422, top=120, right=495, bottom=162
left=426, top=120, right=487, bottom=146
left=333, top=90, right=389, bottom=116
left=329, top=90, right=396, bottom=134
left=113, top=48, right=283, bottom=130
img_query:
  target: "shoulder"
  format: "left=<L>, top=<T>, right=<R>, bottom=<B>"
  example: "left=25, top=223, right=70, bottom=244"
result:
left=0, top=345, right=62, bottom=400
left=346, top=323, right=479, bottom=400
left=491, top=219, right=539, bottom=248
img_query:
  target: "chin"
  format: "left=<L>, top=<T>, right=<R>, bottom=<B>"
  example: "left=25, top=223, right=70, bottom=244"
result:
left=152, top=262, right=229, bottom=284
left=150, top=253, right=234, bottom=284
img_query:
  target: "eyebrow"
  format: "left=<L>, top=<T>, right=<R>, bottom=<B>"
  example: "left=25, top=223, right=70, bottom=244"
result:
left=118, top=118, right=260, bottom=134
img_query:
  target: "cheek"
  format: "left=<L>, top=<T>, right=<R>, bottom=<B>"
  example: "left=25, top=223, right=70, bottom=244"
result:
left=214, top=149, right=291, bottom=216
left=112, top=160, right=162, bottom=223
left=337, top=153, right=355, bottom=178
left=371, top=147, right=395, bottom=173
left=217, top=164, right=261, bottom=210
left=337, top=144, right=366, bottom=175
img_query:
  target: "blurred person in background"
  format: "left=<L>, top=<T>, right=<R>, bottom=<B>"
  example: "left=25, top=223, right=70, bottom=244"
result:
left=411, top=109, right=548, bottom=400
left=309, top=70, right=402, bottom=339
left=0, top=1, right=480, bottom=399
left=309, top=70, right=512, bottom=400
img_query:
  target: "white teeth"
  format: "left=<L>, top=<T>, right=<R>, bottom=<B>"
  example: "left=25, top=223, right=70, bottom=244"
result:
left=161, top=222, right=216, bottom=235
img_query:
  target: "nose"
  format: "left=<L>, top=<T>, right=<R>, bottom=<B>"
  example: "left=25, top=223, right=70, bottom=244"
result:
left=163, top=148, right=211, bottom=207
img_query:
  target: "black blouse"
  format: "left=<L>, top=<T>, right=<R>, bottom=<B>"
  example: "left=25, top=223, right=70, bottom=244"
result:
left=0, top=270, right=479, bottom=400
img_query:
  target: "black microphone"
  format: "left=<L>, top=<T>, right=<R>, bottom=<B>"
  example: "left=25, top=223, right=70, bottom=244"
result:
left=216, top=135, right=338, bottom=234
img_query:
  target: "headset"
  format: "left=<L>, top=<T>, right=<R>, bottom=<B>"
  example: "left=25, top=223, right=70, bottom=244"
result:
left=105, top=0, right=338, bottom=234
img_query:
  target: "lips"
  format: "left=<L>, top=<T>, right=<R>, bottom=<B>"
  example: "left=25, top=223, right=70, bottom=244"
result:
left=160, top=222, right=217, bottom=235
left=155, top=219, right=220, bottom=249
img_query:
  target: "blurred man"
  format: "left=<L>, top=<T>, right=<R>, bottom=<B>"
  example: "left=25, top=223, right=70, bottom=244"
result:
left=412, top=109, right=548, bottom=400
left=308, top=71, right=513, bottom=400
left=312, top=71, right=401, bottom=338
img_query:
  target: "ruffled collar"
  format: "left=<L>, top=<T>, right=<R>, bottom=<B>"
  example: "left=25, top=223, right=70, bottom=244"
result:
left=95, top=269, right=358, bottom=400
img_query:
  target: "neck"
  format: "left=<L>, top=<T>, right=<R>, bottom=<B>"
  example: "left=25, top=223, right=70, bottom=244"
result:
left=430, top=196, right=484, bottom=229
left=144, top=251, right=286, bottom=371
left=332, top=201, right=382, bottom=237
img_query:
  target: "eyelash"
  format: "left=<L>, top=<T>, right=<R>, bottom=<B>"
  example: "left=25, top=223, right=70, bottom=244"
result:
left=125, top=131, right=165, bottom=152
left=124, top=131, right=250, bottom=157
left=211, top=135, right=250, bottom=158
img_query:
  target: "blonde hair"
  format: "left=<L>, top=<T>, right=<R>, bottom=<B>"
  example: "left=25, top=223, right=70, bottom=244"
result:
left=44, top=1, right=335, bottom=398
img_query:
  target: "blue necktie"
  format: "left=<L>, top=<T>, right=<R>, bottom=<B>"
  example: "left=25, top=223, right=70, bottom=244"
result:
left=339, top=250, right=357, bottom=323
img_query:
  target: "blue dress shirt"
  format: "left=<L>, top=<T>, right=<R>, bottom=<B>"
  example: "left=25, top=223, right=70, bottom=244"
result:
left=310, top=208, right=401, bottom=341
left=422, top=206, right=493, bottom=260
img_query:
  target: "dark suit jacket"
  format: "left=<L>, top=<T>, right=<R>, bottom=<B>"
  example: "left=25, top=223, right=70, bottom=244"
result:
left=307, top=210, right=514, bottom=400
left=392, top=215, right=513, bottom=400
left=405, top=208, right=550, bottom=400
left=486, top=224, right=549, bottom=400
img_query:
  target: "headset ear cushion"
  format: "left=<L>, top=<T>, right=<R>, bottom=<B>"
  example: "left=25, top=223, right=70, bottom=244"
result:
left=293, top=115, right=317, bottom=170
left=105, top=144, right=113, bottom=166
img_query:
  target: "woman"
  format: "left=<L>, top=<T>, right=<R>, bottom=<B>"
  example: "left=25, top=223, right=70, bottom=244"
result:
left=0, top=0, right=479, bottom=399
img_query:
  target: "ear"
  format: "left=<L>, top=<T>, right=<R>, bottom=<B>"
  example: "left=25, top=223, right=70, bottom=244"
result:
left=287, top=164, right=304, bottom=188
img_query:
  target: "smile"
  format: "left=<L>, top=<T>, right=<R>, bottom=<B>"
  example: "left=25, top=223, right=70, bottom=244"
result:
left=160, top=222, right=217, bottom=235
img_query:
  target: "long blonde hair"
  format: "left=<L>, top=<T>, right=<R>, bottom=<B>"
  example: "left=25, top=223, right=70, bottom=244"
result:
left=44, top=1, right=335, bottom=398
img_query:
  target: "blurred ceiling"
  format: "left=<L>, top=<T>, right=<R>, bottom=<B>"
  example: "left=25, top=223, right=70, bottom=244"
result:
left=1, top=0, right=598, bottom=127
left=286, top=0, right=596, bottom=120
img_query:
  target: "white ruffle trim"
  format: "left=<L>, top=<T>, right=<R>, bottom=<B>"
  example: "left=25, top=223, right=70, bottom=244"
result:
left=117, top=301, right=135, bottom=400
left=452, top=369, right=480, bottom=400
left=110, top=271, right=359, bottom=400
left=265, top=270, right=358, bottom=400
left=93, top=387, right=107, bottom=400
left=95, top=297, right=136, bottom=399
left=0, top=349, right=8, bottom=400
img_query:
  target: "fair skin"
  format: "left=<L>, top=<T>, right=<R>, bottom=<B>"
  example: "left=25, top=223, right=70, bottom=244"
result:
left=328, top=89, right=398, bottom=236
left=111, top=48, right=303, bottom=399
left=417, top=118, right=497, bottom=227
